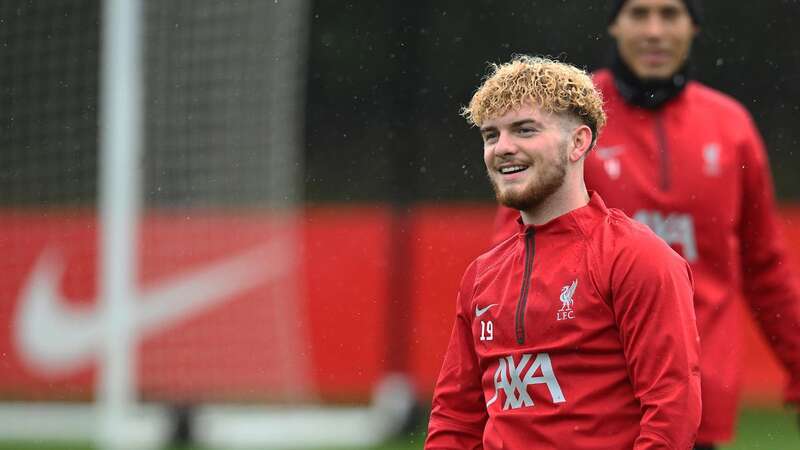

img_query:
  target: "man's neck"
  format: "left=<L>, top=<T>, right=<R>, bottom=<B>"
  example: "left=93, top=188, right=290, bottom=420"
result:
left=611, top=51, right=690, bottom=109
left=520, top=183, right=590, bottom=226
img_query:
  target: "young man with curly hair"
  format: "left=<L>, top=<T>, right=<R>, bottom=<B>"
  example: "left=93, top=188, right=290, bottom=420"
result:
left=425, top=56, right=701, bottom=450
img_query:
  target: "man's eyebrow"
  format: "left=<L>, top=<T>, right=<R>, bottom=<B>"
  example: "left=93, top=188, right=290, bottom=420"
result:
left=480, top=119, right=540, bottom=133
left=510, top=119, right=540, bottom=127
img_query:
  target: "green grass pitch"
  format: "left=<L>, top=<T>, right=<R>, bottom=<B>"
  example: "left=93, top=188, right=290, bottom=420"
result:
left=0, top=407, right=796, bottom=450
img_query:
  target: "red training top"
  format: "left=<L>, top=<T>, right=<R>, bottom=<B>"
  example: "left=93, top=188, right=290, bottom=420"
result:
left=428, top=193, right=701, bottom=450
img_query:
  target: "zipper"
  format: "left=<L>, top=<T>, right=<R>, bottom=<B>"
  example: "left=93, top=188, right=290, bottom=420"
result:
left=515, top=228, right=535, bottom=345
left=654, top=113, right=670, bottom=190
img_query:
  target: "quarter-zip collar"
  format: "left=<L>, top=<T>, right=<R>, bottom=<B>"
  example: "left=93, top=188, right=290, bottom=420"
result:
left=513, top=191, right=609, bottom=239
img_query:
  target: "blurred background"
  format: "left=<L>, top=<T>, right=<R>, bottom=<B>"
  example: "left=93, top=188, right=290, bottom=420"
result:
left=0, top=0, right=798, bottom=449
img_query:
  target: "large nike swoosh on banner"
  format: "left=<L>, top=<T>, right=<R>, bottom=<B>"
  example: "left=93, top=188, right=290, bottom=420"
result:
left=14, top=240, right=291, bottom=376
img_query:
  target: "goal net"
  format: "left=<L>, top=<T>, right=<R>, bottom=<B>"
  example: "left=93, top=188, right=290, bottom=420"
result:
left=139, top=0, right=311, bottom=405
left=0, top=1, right=411, bottom=448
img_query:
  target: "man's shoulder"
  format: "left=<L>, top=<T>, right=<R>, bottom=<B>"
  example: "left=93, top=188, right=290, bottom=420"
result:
left=454, top=235, right=515, bottom=297
left=591, top=68, right=614, bottom=91
left=594, top=208, right=685, bottom=265
left=474, top=232, right=517, bottom=269
left=685, top=81, right=752, bottom=121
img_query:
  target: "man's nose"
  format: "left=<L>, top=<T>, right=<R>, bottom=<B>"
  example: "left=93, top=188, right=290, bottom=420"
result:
left=494, top=131, right=517, bottom=156
left=642, top=15, right=667, bottom=38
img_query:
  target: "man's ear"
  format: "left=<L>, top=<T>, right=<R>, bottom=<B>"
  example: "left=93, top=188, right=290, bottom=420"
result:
left=608, top=23, right=619, bottom=40
left=568, top=125, right=593, bottom=162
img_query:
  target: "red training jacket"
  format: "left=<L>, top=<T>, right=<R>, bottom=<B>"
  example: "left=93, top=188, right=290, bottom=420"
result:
left=427, top=193, right=701, bottom=450
left=493, top=69, right=800, bottom=443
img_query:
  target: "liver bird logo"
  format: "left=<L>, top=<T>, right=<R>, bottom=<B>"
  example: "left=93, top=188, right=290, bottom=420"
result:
left=559, top=279, right=577, bottom=311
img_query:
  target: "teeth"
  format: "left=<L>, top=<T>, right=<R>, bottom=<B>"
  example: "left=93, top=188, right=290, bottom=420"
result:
left=500, top=165, right=527, bottom=174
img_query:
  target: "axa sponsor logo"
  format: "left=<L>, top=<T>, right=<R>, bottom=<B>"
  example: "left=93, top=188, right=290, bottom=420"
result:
left=633, top=210, right=698, bottom=262
left=557, top=279, right=577, bottom=321
left=486, top=352, right=565, bottom=410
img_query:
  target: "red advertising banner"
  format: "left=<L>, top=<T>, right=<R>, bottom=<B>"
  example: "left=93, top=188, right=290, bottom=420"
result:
left=0, top=211, right=309, bottom=401
left=1, top=205, right=799, bottom=405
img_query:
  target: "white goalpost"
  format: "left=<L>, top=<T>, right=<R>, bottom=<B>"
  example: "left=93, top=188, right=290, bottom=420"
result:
left=97, top=0, right=145, bottom=447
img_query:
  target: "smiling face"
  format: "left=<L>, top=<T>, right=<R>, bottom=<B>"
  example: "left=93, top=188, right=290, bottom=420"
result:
left=609, top=0, right=697, bottom=80
left=481, top=103, right=571, bottom=211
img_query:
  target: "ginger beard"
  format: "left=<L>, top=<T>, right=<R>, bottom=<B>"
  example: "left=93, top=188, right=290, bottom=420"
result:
left=488, top=138, right=569, bottom=212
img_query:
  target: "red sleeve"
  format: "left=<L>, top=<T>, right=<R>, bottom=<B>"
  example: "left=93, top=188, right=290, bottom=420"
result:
left=605, top=230, right=702, bottom=449
left=737, top=118, right=800, bottom=403
left=491, top=206, right=518, bottom=246
left=425, top=261, right=487, bottom=450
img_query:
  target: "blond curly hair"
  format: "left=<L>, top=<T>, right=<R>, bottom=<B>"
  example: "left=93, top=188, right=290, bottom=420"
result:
left=463, top=56, right=606, bottom=145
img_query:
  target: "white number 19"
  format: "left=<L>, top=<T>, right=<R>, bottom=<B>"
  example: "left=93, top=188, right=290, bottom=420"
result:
left=480, top=320, right=493, bottom=341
